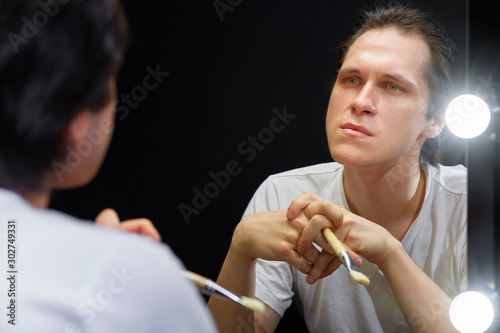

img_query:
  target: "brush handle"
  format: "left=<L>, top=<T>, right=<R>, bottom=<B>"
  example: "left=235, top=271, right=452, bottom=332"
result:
left=184, top=270, right=240, bottom=303
left=322, top=229, right=366, bottom=282
left=322, top=228, right=345, bottom=257
left=184, top=271, right=250, bottom=306
left=184, top=270, right=208, bottom=289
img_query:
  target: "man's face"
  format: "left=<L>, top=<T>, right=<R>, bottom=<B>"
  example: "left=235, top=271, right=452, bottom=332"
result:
left=326, top=28, right=435, bottom=169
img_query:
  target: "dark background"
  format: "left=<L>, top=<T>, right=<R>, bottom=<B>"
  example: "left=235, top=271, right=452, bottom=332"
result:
left=50, top=0, right=471, bottom=331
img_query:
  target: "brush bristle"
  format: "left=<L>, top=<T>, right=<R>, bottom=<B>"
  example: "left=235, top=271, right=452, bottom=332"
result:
left=240, top=296, right=266, bottom=313
left=349, top=270, right=370, bottom=286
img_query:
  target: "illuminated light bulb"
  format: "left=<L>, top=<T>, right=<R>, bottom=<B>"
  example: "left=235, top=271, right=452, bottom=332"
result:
left=445, top=94, right=491, bottom=139
left=449, top=291, right=494, bottom=333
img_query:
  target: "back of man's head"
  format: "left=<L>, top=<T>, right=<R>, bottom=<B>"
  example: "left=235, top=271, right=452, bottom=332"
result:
left=0, top=0, right=129, bottom=191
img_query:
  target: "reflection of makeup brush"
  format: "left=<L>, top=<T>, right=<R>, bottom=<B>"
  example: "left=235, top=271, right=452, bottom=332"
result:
left=322, top=228, right=370, bottom=286
left=183, top=271, right=265, bottom=313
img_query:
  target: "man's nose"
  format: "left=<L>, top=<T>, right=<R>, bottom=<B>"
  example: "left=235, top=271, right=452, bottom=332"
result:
left=350, top=83, right=377, bottom=115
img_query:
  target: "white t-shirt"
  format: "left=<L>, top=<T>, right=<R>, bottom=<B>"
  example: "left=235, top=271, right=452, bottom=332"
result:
left=0, top=188, right=217, bottom=333
left=243, top=162, right=467, bottom=333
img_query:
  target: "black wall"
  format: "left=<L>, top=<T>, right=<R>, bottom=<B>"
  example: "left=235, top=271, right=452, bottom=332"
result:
left=50, top=1, right=467, bottom=331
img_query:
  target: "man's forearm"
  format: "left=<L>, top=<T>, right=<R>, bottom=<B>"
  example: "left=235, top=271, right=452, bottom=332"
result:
left=379, top=243, right=458, bottom=333
left=207, top=247, right=257, bottom=333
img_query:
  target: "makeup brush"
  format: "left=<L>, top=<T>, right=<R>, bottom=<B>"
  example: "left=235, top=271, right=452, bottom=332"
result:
left=183, top=271, right=265, bottom=313
left=322, top=228, right=370, bottom=286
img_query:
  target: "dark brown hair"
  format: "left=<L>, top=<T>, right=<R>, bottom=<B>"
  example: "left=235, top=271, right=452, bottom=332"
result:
left=0, top=0, right=129, bottom=190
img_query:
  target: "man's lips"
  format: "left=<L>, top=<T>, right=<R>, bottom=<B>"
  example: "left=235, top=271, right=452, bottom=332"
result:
left=339, top=123, right=373, bottom=137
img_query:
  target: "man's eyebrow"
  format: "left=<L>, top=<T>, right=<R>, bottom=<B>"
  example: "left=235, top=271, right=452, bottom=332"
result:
left=338, top=67, right=360, bottom=75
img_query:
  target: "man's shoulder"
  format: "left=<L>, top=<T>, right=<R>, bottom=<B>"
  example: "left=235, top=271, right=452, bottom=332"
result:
left=427, top=163, right=467, bottom=195
left=0, top=188, right=182, bottom=274
left=246, top=162, right=344, bottom=211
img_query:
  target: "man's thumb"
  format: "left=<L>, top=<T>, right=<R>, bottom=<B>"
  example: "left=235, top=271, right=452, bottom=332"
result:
left=95, top=208, right=120, bottom=228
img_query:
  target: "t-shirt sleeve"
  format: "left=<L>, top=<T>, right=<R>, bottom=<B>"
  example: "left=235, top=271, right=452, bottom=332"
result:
left=242, top=177, right=295, bottom=317
left=255, top=260, right=295, bottom=317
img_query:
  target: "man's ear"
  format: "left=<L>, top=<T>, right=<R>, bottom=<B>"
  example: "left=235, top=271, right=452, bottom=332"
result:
left=422, top=114, right=445, bottom=139
left=62, top=110, right=91, bottom=146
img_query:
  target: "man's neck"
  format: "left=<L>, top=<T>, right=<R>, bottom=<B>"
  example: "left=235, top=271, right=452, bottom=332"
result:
left=20, top=189, right=51, bottom=208
left=343, top=158, right=426, bottom=240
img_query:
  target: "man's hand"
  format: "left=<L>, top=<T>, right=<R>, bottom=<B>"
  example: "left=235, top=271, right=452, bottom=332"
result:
left=232, top=210, right=316, bottom=275
left=95, top=208, right=162, bottom=242
left=287, top=192, right=398, bottom=283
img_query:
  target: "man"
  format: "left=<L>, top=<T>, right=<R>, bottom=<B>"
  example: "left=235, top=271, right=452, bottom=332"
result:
left=208, top=4, right=466, bottom=333
left=0, top=0, right=217, bottom=331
